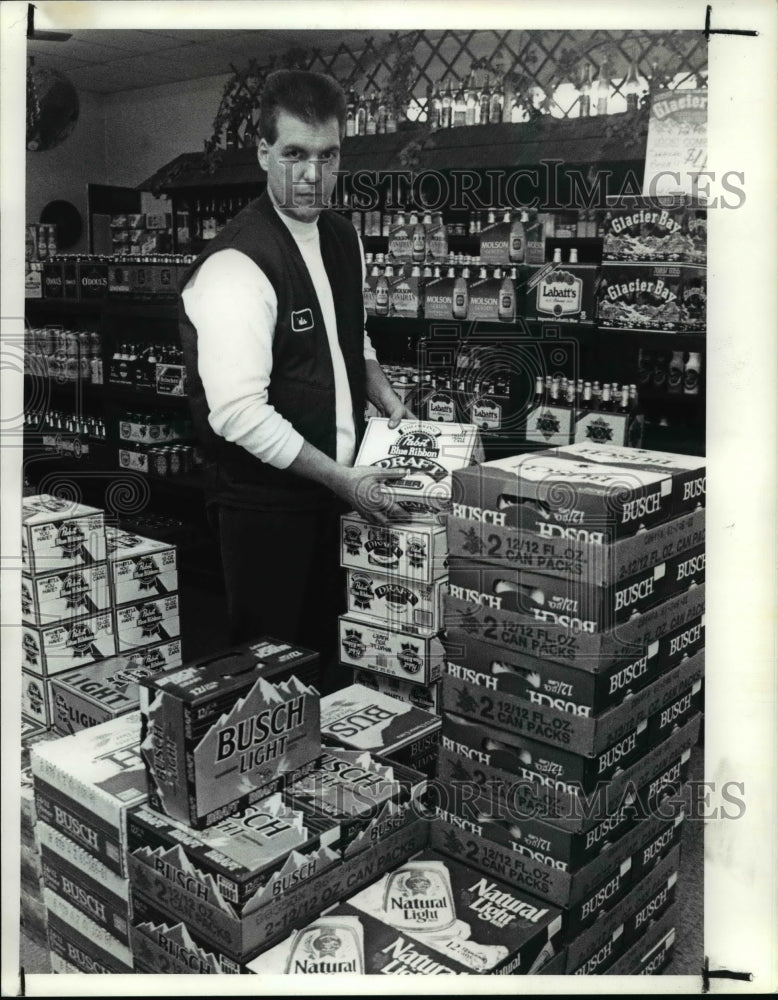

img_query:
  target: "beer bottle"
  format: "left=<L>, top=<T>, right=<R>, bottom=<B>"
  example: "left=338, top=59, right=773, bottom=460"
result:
left=429, top=84, right=442, bottom=130
left=595, top=60, right=610, bottom=116
left=376, top=91, right=387, bottom=134
left=592, top=380, right=602, bottom=407
left=549, top=377, right=560, bottom=407
left=441, top=80, right=453, bottom=128
left=509, top=212, right=526, bottom=263
left=565, top=382, right=576, bottom=408
left=453, top=82, right=467, bottom=127
left=579, top=63, right=594, bottom=117
left=684, top=352, right=701, bottom=395
left=624, top=57, right=642, bottom=112
left=618, top=385, right=631, bottom=413
left=386, top=98, right=397, bottom=134
left=465, top=67, right=477, bottom=126
left=452, top=267, right=468, bottom=319
left=345, top=88, right=357, bottom=136
left=479, top=71, right=492, bottom=124
left=629, top=384, right=639, bottom=411
left=668, top=350, right=685, bottom=394
left=356, top=95, right=367, bottom=135
left=532, top=375, right=544, bottom=408
left=498, top=270, right=515, bottom=321
left=365, top=91, right=377, bottom=135
left=599, top=383, right=613, bottom=412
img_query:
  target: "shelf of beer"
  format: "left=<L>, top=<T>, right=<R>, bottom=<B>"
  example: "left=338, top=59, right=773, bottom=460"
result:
left=24, top=298, right=103, bottom=316
left=106, top=382, right=190, bottom=407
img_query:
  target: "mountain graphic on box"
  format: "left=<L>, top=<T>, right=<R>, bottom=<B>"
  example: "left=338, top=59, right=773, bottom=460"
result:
left=136, top=918, right=221, bottom=974
left=244, top=842, right=340, bottom=913
left=133, top=842, right=235, bottom=915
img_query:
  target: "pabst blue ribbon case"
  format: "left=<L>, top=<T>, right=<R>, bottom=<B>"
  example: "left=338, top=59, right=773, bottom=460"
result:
left=341, top=513, right=448, bottom=583
left=31, top=712, right=147, bottom=877
left=354, top=417, right=483, bottom=516
left=22, top=611, right=117, bottom=677
left=139, top=650, right=321, bottom=828
left=105, top=526, right=178, bottom=605
left=346, top=569, right=446, bottom=634
left=21, top=494, right=106, bottom=575
left=343, top=850, right=563, bottom=974
left=353, top=668, right=441, bottom=714
left=338, top=615, right=446, bottom=685
left=22, top=563, right=112, bottom=627
left=49, top=641, right=183, bottom=734
left=114, top=593, right=181, bottom=651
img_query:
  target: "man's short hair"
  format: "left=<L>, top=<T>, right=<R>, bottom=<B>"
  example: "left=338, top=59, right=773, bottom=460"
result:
left=259, top=69, right=347, bottom=143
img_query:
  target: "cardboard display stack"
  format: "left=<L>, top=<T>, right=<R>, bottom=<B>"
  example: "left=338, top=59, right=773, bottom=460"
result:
left=339, top=417, right=481, bottom=719
left=426, top=442, right=705, bottom=974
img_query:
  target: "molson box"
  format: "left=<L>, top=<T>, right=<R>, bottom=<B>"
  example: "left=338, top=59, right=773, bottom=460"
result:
left=105, top=527, right=178, bottom=605
left=114, top=593, right=181, bottom=651
left=128, top=793, right=339, bottom=919
left=22, top=611, right=117, bottom=677
left=450, top=450, right=686, bottom=542
left=21, top=563, right=112, bottom=627
left=22, top=494, right=106, bottom=575
left=321, top=684, right=440, bottom=775
left=338, top=616, right=446, bottom=685
left=596, top=263, right=684, bottom=331
left=602, top=198, right=705, bottom=264
left=341, top=513, right=448, bottom=584
left=49, top=641, right=183, bottom=734
left=355, top=417, right=483, bottom=517
left=283, top=748, right=425, bottom=858
left=466, top=270, right=517, bottom=323
left=389, top=263, right=423, bottom=318
left=31, top=712, right=147, bottom=877
left=523, top=262, right=597, bottom=324
left=423, top=272, right=470, bottom=322
left=343, top=850, right=563, bottom=975
left=139, top=653, right=320, bottom=828
left=353, top=669, right=440, bottom=713
left=345, top=569, right=445, bottom=634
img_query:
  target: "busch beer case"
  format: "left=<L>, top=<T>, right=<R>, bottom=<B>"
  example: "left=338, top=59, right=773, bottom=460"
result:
left=21, top=494, right=106, bottom=575
left=139, top=651, right=321, bottom=828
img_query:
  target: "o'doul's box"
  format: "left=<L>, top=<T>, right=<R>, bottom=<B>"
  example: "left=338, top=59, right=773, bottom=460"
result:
left=139, top=654, right=320, bottom=828
left=105, top=527, right=178, bottom=605
left=49, top=640, right=183, bottom=734
left=22, top=612, right=117, bottom=677
left=343, top=850, right=563, bottom=975
left=355, top=418, right=483, bottom=517
left=346, top=569, right=445, bottom=634
left=22, top=563, right=112, bottom=627
left=353, top=669, right=440, bottom=714
left=341, top=513, right=448, bottom=584
left=31, top=712, right=147, bottom=877
left=338, top=616, right=446, bottom=685
left=321, top=685, right=440, bottom=776
left=22, top=494, right=106, bottom=575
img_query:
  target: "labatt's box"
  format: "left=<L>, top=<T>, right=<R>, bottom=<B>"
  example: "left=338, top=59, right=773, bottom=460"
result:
left=339, top=616, right=446, bottom=685
left=345, top=569, right=445, bottom=634
left=128, top=793, right=340, bottom=921
left=49, top=641, right=183, bottom=734
left=446, top=545, right=705, bottom=634
left=22, top=494, right=106, bottom=575
left=341, top=513, right=448, bottom=584
left=343, top=851, right=563, bottom=975
left=22, top=563, right=112, bottom=626
left=105, top=526, right=178, bottom=605
left=450, top=448, right=691, bottom=543
left=114, top=593, right=181, bottom=651
left=139, top=651, right=320, bottom=828
left=523, top=262, right=597, bottom=325
left=353, top=669, right=440, bottom=713
left=321, top=685, right=440, bottom=776
left=355, top=417, right=483, bottom=517
left=284, top=748, right=425, bottom=858
left=31, top=711, right=146, bottom=877
left=22, top=611, right=117, bottom=678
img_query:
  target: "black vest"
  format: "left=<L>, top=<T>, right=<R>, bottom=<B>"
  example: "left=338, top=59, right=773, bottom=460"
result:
left=179, top=193, right=367, bottom=509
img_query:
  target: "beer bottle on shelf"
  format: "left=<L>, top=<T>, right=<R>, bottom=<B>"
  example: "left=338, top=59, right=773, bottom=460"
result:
left=453, top=82, right=467, bottom=127
left=429, top=83, right=442, bottom=130
left=629, top=384, right=639, bottom=412
left=345, top=88, right=357, bottom=136
left=548, top=378, right=560, bottom=408
left=618, top=385, right=631, bottom=413
left=599, top=383, right=614, bottom=412
left=386, top=98, right=397, bottom=134
left=565, top=382, right=576, bottom=408
left=376, top=91, right=387, bottom=134
left=479, top=71, right=492, bottom=124
left=532, top=375, right=544, bottom=408
left=668, top=350, right=685, bottom=394
left=498, top=269, right=515, bottom=321
left=365, top=92, right=378, bottom=135
left=592, top=380, right=602, bottom=407
left=684, top=352, right=701, bottom=395
left=356, top=95, right=367, bottom=135
left=465, top=67, right=478, bottom=126
left=579, top=63, right=594, bottom=117
left=452, top=267, right=468, bottom=320
left=595, top=60, right=610, bottom=116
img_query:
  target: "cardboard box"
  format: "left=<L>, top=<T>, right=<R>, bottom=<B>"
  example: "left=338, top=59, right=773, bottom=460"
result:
left=444, top=578, right=705, bottom=672
left=355, top=418, right=483, bottom=517
left=353, top=669, right=441, bottom=714
left=49, top=641, right=183, bottom=734
left=283, top=749, right=426, bottom=859
left=389, top=265, right=423, bottom=318
left=596, top=263, right=685, bottom=331
left=20, top=892, right=48, bottom=945
left=22, top=611, right=117, bottom=678
left=31, top=711, right=146, bottom=877
left=22, top=494, right=106, bottom=575
left=435, top=714, right=699, bottom=833
left=22, top=563, right=112, bottom=626
left=647, top=677, right=703, bottom=744
left=341, top=513, right=448, bottom=584
left=445, top=506, right=705, bottom=588
left=46, top=907, right=133, bottom=974
left=606, top=907, right=676, bottom=975
left=25, top=260, right=43, bottom=299
left=466, top=273, right=517, bottom=323
left=602, top=199, right=705, bottom=264
left=128, top=793, right=340, bottom=918
left=465, top=388, right=514, bottom=433
left=345, top=570, right=445, bottom=635
left=321, top=685, right=441, bottom=776
left=156, top=362, right=187, bottom=396
left=450, top=449, right=692, bottom=542
left=573, top=408, right=645, bottom=449
left=40, top=821, right=131, bottom=946
left=21, top=839, right=43, bottom=893
left=42, top=260, right=64, bottom=298
left=523, top=402, right=573, bottom=447
left=338, top=616, right=445, bottom=685
left=523, top=263, right=597, bottom=325
left=22, top=672, right=55, bottom=728
left=21, top=764, right=38, bottom=847
left=114, top=593, right=181, bottom=651
left=79, top=261, right=109, bottom=300
left=423, top=273, right=470, bottom=321
left=442, top=614, right=703, bottom=717
left=447, top=545, right=704, bottom=634
left=139, top=655, right=320, bottom=828
left=105, top=529, right=178, bottom=605
left=127, top=816, right=429, bottom=960
left=420, top=385, right=458, bottom=423
left=551, top=443, right=706, bottom=519
left=680, top=265, right=706, bottom=332
left=343, top=850, right=563, bottom=975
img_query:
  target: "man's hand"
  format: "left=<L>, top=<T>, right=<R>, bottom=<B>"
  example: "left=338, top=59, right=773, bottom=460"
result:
left=384, top=397, right=416, bottom=429
left=333, top=466, right=409, bottom=525
left=365, top=358, right=416, bottom=429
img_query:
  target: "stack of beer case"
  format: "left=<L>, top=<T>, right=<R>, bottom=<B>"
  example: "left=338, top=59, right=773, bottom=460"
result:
left=123, top=644, right=432, bottom=973
left=338, top=417, right=483, bottom=719
left=428, top=442, right=705, bottom=975
left=20, top=721, right=57, bottom=949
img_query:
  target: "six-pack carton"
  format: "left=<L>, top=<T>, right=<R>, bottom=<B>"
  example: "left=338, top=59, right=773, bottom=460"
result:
left=353, top=669, right=441, bottom=713
left=345, top=569, right=446, bottom=634
left=21, top=495, right=106, bottom=575
left=341, top=513, right=448, bottom=584
left=139, top=651, right=321, bottom=828
left=338, top=616, right=446, bottom=685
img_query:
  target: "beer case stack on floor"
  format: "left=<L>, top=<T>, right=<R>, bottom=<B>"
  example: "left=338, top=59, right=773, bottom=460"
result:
left=428, top=443, right=705, bottom=973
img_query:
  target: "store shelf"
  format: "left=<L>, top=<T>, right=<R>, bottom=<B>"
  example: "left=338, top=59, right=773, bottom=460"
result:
left=24, top=298, right=104, bottom=317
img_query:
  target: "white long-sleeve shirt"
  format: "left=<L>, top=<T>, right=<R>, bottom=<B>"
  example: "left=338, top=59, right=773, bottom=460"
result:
left=182, top=205, right=376, bottom=469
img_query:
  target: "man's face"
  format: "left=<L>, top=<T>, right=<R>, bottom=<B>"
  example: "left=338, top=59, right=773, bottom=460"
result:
left=258, top=110, right=341, bottom=223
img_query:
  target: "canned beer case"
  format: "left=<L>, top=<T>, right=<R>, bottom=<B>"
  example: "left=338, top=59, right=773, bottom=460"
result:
left=46, top=907, right=133, bottom=974
left=22, top=611, right=117, bottom=678
left=21, top=672, right=55, bottom=728
left=106, top=529, right=178, bottom=606
left=341, top=513, right=448, bottom=584
left=342, top=850, right=563, bottom=975
left=139, top=651, right=321, bottom=828
left=345, top=569, right=446, bottom=634
left=602, top=198, right=706, bottom=264
left=22, top=563, right=112, bottom=627
left=114, top=593, right=181, bottom=651
left=338, top=616, right=446, bottom=685
left=22, top=494, right=106, bottom=575
left=353, top=669, right=441, bottom=713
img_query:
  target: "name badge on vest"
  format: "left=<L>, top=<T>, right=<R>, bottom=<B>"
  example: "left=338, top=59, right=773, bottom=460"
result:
left=291, top=308, right=314, bottom=333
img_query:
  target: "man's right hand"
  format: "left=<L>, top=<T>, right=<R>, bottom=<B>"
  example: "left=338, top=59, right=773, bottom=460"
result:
left=333, top=466, right=409, bottom=525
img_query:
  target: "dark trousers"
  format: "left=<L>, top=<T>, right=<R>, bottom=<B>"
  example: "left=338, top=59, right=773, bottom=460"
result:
left=212, top=499, right=353, bottom=695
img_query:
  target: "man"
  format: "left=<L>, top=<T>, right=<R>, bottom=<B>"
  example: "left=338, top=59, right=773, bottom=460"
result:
left=179, top=70, right=412, bottom=689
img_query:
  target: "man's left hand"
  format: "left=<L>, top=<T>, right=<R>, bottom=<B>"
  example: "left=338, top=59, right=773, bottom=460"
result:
left=386, top=399, right=416, bottom=429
